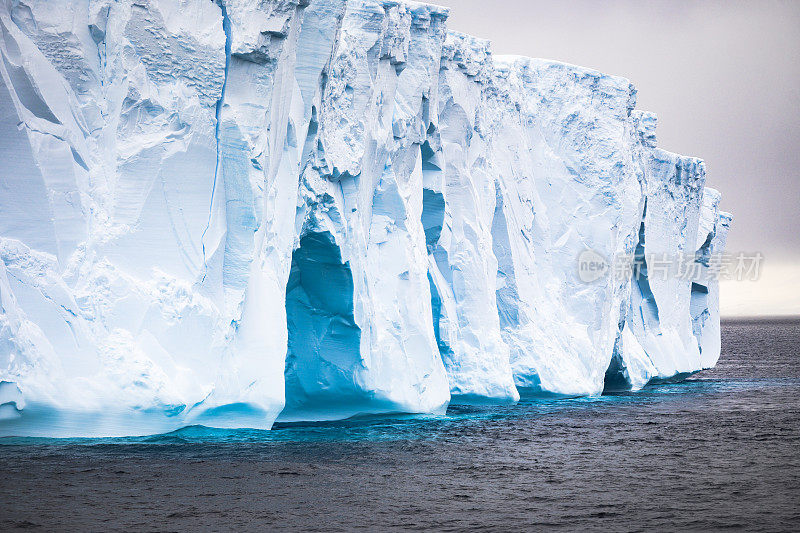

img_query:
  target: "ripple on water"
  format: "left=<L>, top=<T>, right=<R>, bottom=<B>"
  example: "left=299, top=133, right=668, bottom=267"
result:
left=0, top=319, right=798, bottom=532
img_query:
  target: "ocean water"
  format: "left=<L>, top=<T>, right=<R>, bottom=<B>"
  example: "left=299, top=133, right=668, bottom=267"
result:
left=1, top=318, right=798, bottom=531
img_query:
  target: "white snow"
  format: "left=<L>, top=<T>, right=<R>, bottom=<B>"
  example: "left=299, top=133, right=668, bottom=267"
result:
left=0, top=0, right=730, bottom=437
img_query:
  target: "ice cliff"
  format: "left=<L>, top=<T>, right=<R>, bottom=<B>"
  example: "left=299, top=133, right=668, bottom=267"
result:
left=0, top=0, right=732, bottom=436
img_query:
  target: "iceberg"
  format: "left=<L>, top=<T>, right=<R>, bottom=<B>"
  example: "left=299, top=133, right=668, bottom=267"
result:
left=0, top=0, right=731, bottom=437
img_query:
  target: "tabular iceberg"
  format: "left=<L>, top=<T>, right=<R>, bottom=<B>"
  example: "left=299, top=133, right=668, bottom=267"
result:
left=0, top=0, right=731, bottom=437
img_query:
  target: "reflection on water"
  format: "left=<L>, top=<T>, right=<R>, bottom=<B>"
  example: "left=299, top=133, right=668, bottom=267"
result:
left=1, top=375, right=791, bottom=446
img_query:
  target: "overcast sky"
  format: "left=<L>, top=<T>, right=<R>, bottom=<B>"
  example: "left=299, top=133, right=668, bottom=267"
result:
left=433, top=0, right=800, bottom=316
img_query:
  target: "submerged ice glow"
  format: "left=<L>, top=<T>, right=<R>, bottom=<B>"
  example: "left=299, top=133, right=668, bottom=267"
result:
left=0, top=0, right=731, bottom=437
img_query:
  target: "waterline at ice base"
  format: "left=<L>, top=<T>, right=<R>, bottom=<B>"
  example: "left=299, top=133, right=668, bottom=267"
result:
left=0, top=0, right=731, bottom=437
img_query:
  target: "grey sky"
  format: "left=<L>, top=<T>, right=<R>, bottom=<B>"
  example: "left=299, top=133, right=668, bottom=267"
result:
left=433, top=0, right=800, bottom=315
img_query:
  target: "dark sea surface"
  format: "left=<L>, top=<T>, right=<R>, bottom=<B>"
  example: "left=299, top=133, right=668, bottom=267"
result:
left=1, top=318, right=799, bottom=532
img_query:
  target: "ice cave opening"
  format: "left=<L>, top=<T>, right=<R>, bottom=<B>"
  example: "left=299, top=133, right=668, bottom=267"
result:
left=281, top=231, right=364, bottom=421
left=603, top=345, right=632, bottom=393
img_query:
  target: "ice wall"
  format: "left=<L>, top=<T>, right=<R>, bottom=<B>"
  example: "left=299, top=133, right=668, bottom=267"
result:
left=0, top=0, right=731, bottom=436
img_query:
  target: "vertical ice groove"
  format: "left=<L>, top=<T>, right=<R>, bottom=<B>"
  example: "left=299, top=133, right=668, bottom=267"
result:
left=201, top=1, right=233, bottom=282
